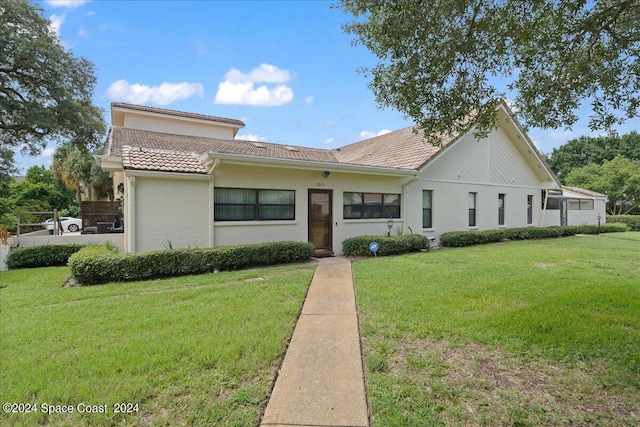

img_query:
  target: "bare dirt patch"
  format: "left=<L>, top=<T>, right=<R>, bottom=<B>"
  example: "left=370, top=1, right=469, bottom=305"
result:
left=384, top=338, right=639, bottom=426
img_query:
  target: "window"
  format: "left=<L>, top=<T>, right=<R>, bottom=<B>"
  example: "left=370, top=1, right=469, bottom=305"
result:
left=544, top=197, right=593, bottom=211
left=469, top=192, right=477, bottom=227
left=215, top=188, right=295, bottom=221
left=527, top=195, right=533, bottom=224
left=498, top=194, right=506, bottom=226
left=422, top=190, right=433, bottom=228
left=568, top=199, right=594, bottom=210
left=343, top=192, right=400, bottom=219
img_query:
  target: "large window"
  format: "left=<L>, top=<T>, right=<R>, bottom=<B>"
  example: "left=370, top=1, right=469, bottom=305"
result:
left=422, top=190, right=433, bottom=228
left=343, top=192, right=400, bottom=219
left=215, top=188, right=295, bottom=221
left=469, top=192, right=477, bottom=227
left=568, top=199, right=594, bottom=210
left=498, top=193, right=506, bottom=226
left=527, top=195, right=534, bottom=224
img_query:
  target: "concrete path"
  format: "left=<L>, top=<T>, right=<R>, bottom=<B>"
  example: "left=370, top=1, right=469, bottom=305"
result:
left=260, top=257, right=369, bottom=427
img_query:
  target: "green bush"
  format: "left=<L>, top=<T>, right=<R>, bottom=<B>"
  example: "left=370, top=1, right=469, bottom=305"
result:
left=607, top=215, right=640, bottom=231
left=69, top=241, right=315, bottom=285
left=342, top=234, right=429, bottom=257
left=439, top=224, right=628, bottom=248
left=6, top=244, right=86, bottom=269
left=599, top=223, right=630, bottom=233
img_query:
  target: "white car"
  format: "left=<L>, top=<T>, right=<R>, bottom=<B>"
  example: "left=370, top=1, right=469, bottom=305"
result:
left=42, top=217, right=83, bottom=232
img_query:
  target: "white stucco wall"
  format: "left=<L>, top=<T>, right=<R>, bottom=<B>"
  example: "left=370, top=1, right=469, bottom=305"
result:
left=128, top=173, right=212, bottom=253
left=212, top=164, right=407, bottom=254
left=123, top=115, right=237, bottom=140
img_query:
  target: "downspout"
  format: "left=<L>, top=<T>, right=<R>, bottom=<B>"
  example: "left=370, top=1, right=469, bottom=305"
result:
left=126, top=175, right=136, bottom=253
left=540, top=189, right=548, bottom=227
left=401, top=174, right=420, bottom=233
left=208, top=159, right=220, bottom=248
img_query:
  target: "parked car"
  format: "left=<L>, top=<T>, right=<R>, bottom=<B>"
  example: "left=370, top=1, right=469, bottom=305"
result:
left=42, top=217, right=83, bottom=232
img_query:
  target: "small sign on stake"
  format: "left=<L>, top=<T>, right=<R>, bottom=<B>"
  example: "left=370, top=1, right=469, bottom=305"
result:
left=369, top=241, right=379, bottom=258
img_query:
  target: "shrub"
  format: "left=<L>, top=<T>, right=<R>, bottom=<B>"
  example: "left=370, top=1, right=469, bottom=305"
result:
left=439, top=224, right=629, bottom=248
left=6, top=244, right=86, bottom=269
left=69, top=241, right=314, bottom=285
left=607, top=215, right=640, bottom=231
left=600, top=223, right=629, bottom=233
left=342, top=234, right=429, bottom=256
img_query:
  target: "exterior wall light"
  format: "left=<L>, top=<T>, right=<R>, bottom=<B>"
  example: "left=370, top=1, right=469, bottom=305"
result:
left=321, top=171, right=330, bottom=178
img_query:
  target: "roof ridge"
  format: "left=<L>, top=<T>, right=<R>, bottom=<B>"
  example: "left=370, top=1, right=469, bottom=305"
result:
left=111, top=103, right=245, bottom=127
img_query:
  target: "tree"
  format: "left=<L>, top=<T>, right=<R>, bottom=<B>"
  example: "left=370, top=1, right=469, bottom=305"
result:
left=0, top=0, right=105, bottom=161
left=339, top=0, right=640, bottom=143
left=547, top=131, right=640, bottom=180
left=52, top=142, right=93, bottom=203
left=565, top=156, right=640, bottom=214
left=52, top=141, right=113, bottom=203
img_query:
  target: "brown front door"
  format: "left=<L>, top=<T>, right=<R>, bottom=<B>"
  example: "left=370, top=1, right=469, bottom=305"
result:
left=308, top=190, right=333, bottom=254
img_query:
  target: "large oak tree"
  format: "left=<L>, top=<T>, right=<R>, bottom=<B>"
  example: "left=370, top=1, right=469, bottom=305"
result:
left=0, top=0, right=105, bottom=169
left=339, top=0, right=639, bottom=142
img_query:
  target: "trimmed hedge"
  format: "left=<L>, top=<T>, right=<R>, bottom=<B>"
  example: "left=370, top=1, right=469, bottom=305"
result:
left=440, top=224, right=629, bottom=248
left=607, top=215, right=640, bottom=231
left=68, top=241, right=315, bottom=285
left=342, top=234, right=429, bottom=257
left=6, top=244, right=86, bottom=269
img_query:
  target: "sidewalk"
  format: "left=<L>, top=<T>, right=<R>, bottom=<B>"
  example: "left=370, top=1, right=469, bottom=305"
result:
left=260, top=257, right=369, bottom=427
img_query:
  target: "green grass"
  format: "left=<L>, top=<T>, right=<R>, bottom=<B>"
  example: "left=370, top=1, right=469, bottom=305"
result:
left=0, top=263, right=315, bottom=426
left=354, top=233, right=640, bottom=426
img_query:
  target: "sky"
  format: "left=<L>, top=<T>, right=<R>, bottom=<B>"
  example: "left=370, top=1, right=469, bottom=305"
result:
left=13, top=0, right=640, bottom=174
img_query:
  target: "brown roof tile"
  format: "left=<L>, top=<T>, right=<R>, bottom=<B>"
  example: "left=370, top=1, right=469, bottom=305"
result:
left=106, top=119, right=464, bottom=174
left=332, top=126, right=458, bottom=170
left=561, top=185, right=607, bottom=198
left=107, top=126, right=338, bottom=166
left=121, top=145, right=207, bottom=174
left=111, top=103, right=245, bottom=127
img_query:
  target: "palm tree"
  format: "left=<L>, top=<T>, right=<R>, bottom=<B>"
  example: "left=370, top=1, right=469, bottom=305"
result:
left=52, top=141, right=93, bottom=203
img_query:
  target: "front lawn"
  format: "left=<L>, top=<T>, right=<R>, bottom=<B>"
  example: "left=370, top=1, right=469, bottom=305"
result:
left=354, top=233, right=640, bottom=426
left=0, top=263, right=315, bottom=426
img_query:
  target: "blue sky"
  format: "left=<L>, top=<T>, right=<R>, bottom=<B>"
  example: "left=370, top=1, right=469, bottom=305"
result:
left=15, top=0, right=639, bottom=173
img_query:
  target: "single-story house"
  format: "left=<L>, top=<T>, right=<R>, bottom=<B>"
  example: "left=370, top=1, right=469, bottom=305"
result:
left=98, top=102, right=607, bottom=255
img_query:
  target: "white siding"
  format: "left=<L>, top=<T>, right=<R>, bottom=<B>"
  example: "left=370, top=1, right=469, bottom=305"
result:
left=489, top=126, right=540, bottom=187
left=403, top=126, right=556, bottom=242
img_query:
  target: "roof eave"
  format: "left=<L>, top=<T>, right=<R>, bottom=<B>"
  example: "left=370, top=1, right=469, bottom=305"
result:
left=206, top=152, right=418, bottom=177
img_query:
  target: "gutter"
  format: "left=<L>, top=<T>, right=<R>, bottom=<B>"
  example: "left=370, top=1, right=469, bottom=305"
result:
left=206, top=152, right=417, bottom=178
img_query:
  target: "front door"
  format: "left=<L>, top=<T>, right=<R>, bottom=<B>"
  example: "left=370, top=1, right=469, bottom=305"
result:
left=308, top=190, right=333, bottom=255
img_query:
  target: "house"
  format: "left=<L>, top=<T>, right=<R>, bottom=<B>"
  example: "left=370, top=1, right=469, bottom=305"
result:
left=98, top=102, right=607, bottom=255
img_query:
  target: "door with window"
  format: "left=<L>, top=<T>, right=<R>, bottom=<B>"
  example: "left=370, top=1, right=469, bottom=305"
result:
left=308, top=190, right=333, bottom=254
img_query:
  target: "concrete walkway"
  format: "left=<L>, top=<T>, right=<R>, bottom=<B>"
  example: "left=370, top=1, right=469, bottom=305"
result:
left=260, top=257, right=369, bottom=427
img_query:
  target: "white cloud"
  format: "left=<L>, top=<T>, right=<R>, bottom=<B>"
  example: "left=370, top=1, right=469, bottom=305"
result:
left=304, top=96, right=314, bottom=105
left=214, top=64, right=294, bottom=107
left=235, top=134, right=267, bottom=142
left=48, top=14, right=65, bottom=37
left=106, top=80, right=204, bottom=105
left=324, top=137, right=335, bottom=145
left=360, top=129, right=391, bottom=139
left=45, top=0, right=88, bottom=8
left=78, top=27, right=88, bottom=37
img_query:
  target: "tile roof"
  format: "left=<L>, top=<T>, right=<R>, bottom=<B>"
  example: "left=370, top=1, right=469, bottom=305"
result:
left=332, top=126, right=457, bottom=170
left=561, top=185, right=607, bottom=198
left=111, top=103, right=245, bottom=127
left=105, top=122, right=459, bottom=174
left=121, top=145, right=207, bottom=174
left=107, top=127, right=339, bottom=173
